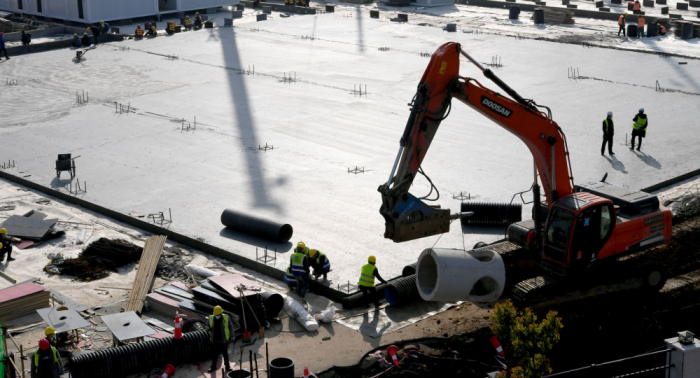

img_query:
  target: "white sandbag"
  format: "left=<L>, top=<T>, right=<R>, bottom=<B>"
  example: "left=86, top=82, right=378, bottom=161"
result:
left=282, top=295, right=319, bottom=332
left=185, top=264, right=222, bottom=278
left=314, top=305, right=335, bottom=323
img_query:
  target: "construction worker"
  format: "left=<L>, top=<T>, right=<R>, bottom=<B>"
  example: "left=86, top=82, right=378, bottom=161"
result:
left=166, top=21, right=175, bottom=35
left=290, top=243, right=310, bottom=299
left=283, top=265, right=297, bottom=290
left=309, top=249, right=330, bottom=281
left=637, top=15, right=646, bottom=38
left=89, top=25, right=100, bottom=45
left=99, top=20, right=110, bottom=42
left=45, top=327, right=56, bottom=347
left=601, top=112, right=615, bottom=156
left=630, top=108, right=647, bottom=151
left=0, top=32, right=8, bottom=60
left=31, top=339, right=62, bottom=378
left=145, top=24, right=158, bottom=37
left=21, top=30, right=31, bottom=46
left=295, top=241, right=310, bottom=256
left=358, top=256, right=387, bottom=308
left=633, top=0, right=641, bottom=12
left=184, top=15, right=193, bottom=30
left=134, top=25, right=144, bottom=39
left=618, top=13, right=627, bottom=37
left=658, top=23, right=667, bottom=36
left=81, top=33, right=91, bottom=47
left=285, top=0, right=294, bottom=5
left=72, top=33, right=81, bottom=47
left=0, top=229, right=14, bottom=262
left=207, top=306, right=234, bottom=372
left=194, top=12, right=203, bottom=30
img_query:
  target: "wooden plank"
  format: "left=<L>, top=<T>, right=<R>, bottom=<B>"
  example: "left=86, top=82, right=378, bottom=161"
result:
left=125, top=235, right=167, bottom=314
left=0, top=269, right=16, bottom=284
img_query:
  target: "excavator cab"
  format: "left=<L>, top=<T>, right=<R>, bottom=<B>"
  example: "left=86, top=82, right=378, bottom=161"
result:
left=541, top=194, right=616, bottom=276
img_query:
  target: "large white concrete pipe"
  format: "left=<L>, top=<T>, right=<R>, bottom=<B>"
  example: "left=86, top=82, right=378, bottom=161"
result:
left=416, top=248, right=506, bottom=303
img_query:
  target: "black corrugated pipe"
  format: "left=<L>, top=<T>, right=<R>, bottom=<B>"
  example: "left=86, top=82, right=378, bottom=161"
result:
left=460, top=202, right=522, bottom=225
left=183, top=319, right=208, bottom=333
left=341, top=284, right=388, bottom=309
left=384, top=275, right=423, bottom=306
left=221, top=209, right=293, bottom=243
left=69, top=330, right=212, bottom=378
left=259, top=292, right=284, bottom=319
left=402, top=263, right=417, bottom=277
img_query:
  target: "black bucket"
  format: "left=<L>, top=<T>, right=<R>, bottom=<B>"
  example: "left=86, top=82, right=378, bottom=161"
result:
left=628, top=24, right=638, bottom=37
left=385, top=275, right=422, bottom=306
left=534, top=9, right=544, bottom=24
left=509, top=6, right=520, bottom=19
left=227, top=371, right=251, bottom=378
left=402, top=263, right=417, bottom=277
left=681, top=22, right=694, bottom=40
left=269, top=358, right=294, bottom=378
left=647, top=23, right=658, bottom=37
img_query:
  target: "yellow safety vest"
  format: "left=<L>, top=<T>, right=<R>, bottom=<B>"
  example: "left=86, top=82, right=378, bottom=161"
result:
left=603, top=118, right=613, bottom=134
left=291, top=252, right=307, bottom=276
left=185, top=18, right=192, bottom=26
left=34, top=347, right=59, bottom=366
left=209, top=314, right=230, bottom=341
left=358, top=263, right=376, bottom=287
left=632, top=117, right=647, bottom=131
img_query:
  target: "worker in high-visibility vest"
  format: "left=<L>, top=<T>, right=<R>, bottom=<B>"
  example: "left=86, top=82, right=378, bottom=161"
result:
left=134, top=25, right=144, bottom=39
left=637, top=15, right=646, bottom=38
left=658, top=23, right=667, bottom=36
left=31, top=339, right=62, bottom=378
left=194, top=12, right=203, bottom=30
left=617, top=13, right=627, bottom=37
left=633, top=0, right=641, bottom=12
left=184, top=15, right=193, bottom=30
left=630, top=108, right=648, bottom=151
left=358, top=256, right=387, bottom=308
left=309, top=249, right=331, bottom=282
left=290, top=242, right=310, bottom=299
left=283, top=265, right=298, bottom=290
left=207, top=306, right=234, bottom=372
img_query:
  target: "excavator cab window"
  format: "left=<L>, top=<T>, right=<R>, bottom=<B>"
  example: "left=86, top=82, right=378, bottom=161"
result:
left=544, top=207, right=575, bottom=264
left=569, top=203, right=615, bottom=268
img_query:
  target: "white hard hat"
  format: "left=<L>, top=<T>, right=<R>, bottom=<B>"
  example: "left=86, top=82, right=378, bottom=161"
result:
left=607, top=111, right=613, bottom=116
left=639, top=108, right=644, bottom=112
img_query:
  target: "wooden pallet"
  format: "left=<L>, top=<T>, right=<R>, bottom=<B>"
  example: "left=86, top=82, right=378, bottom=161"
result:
left=125, top=235, right=167, bottom=314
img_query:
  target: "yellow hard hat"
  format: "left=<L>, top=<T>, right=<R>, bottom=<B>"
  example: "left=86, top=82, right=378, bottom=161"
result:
left=0, top=228, right=6, bottom=234
left=368, top=256, right=376, bottom=263
left=296, top=242, right=306, bottom=253
left=74, top=33, right=77, bottom=36
left=0, top=242, right=3, bottom=249
left=45, top=326, right=55, bottom=336
left=87, top=27, right=90, bottom=31
left=625, top=12, right=628, bottom=15
left=309, top=249, right=318, bottom=257
left=213, top=305, right=223, bottom=316
left=196, top=12, right=199, bottom=14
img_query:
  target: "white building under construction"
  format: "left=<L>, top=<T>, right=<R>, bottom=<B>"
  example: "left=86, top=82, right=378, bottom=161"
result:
left=0, top=0, right=234, bottom=24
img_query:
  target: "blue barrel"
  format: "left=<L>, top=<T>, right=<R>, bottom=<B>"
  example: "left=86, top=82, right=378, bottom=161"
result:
left=509, top=6, right=521, bottom=19
left=681, top=22, right=694, bottom=40
left=534, top=9, right=545, bottom=24
left=628, top=24, right=638, bottom=37
left=647, top=23, right=658, bottom=37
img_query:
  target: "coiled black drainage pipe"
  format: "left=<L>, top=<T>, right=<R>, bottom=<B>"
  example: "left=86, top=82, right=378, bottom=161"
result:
left=69, top=330, right=211, bottom=378
left=183, top=319, right=208, bottom=333
left=402, top=263, right=417, bottom=277
left=460, top=202, right=522, bottom=225
left=221, top=208, right=293, bottom=243
left=341, top=283, right=388, bottom=310
left=260, top=292, right=284, bottom=318
left=384, top=275, right=423, bottom=306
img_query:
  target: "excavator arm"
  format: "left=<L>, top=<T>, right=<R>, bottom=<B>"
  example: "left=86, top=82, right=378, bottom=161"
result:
left=379, top=42, right=575, bottom=242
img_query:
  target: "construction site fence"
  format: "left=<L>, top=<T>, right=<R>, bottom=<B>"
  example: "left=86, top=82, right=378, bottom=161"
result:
left=545, top=348, right=674, bottom=378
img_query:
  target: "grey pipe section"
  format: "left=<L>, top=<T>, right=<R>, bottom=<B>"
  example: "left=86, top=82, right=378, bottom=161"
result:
left=221, top=208, right=293, bottom=243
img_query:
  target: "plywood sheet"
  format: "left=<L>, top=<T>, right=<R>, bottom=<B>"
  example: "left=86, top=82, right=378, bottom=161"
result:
left=36, top=307, right=89, bottom=333
left=101, top=311, right=154, bottom=341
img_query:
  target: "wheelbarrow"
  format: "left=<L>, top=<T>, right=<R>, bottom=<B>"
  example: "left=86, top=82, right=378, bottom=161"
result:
left=56, top=153, right=80, bottom=178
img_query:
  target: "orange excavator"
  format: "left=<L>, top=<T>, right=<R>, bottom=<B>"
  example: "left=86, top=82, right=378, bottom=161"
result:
left=378, top=42, right=672, bottom=301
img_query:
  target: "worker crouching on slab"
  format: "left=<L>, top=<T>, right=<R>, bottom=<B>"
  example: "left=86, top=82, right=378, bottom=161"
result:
left=0, top=228, right=15, bottom=262
left=134, top=25, right=144, bottom=39
left=358, top=256, right=388, bottom=308
left=309, top=249, right=331, bottom=282
left=290, top=242, right=311, bottom=300
left=31, top=339, right=62, bottom=378
left=208, top=306, right=234, bottom=372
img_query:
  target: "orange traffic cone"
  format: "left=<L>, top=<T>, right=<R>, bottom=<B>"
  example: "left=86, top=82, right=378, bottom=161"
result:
left=303, top=367, right=310, bottom=377
left=160, top=364, right=176, bottom=378
left=174, top=312, right=182, bottom=340
left=387, top=345, right=399, bottom=367
left=490, top=335, right=505, bottom=358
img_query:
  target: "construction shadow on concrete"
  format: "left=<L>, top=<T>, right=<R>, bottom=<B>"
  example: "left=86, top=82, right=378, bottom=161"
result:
left=218, top=227, right=294, bottom=252
left=634, top=150, right=661, bottom=169
left=49, top=176, right=75, bottom=189
left=356, top=5, right=364, bottom=53
left=216, top=27, right=283, bottom=212
left=604, top=155, right=628, bottom=174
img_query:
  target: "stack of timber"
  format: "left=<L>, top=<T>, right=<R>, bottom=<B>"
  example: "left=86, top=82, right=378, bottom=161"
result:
left=0, top=282, right=50, bottom=320
left=125, top=235, right=167, bottom=314
left=532, top=7, right=575, bottom=24
left=152, top=283, right=241, bottom=332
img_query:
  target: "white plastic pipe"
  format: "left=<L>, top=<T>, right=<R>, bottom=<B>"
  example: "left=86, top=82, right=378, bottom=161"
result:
left=184, top=264, right=222, bottom=278
left=416, top=248, right=506, bottom=303
left=282, top=295, right=319, bottom=332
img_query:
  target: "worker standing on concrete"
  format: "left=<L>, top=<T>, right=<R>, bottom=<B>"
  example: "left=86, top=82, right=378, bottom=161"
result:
left=81, top=33, right=91, bottom=47
left=0, top=229, right=14, bottom=262
left=309, top=249, right=331, bottom=282
left=207, top=306, right=234, bottom=372
left=72, top=33, right=81, bottom=47
left=21, top=30, right=31, bottom=46
left=630, top=108, right=647, bottom=151
left=637, top=15, right=646, bottom=38
left=134, top=25, right=144, bottom=39
left=184, top=16, right=193, bottom=31
left=290, top=244, right=310, bottom=300
left=89, top=26, right=100, bottom=45
left=618, top=13, right=627, bottom=37
left=194, top=12, right=203, bottom=30
left=601, top=111, right=615, bottom=156
left=358, top=256, right=387, bottom=308
left=0, top=33, right=9, bottom=60
left=45, top=327, right=57, bottom=347
left=99, top=20, right=110, bottom=42
left=633, top=0, right=641, bottom=12
left=283, top=265, right=298, bottom=290
left=31, top=339, right=62, bottom=378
